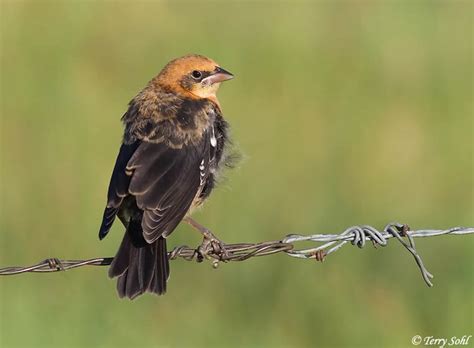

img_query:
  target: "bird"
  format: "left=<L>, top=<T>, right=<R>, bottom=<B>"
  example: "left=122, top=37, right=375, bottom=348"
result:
left=98, top=54, right=235, bottom=299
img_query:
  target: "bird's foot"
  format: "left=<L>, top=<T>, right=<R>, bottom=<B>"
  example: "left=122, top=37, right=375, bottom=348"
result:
left=184, top=217, right=230, bottom=261
left=196, top=230, right=230, bottom=262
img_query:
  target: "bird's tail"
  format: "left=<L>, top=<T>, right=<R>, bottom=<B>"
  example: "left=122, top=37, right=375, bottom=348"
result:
left=108, top=223, right=169, bottom=300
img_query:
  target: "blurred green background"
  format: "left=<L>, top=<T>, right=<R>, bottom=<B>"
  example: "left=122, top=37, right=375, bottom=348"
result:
left=1, top=1, right=472, bottom=347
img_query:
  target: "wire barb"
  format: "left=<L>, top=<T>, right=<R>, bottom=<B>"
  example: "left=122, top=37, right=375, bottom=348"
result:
left=1, top=223, right=472, bottom=287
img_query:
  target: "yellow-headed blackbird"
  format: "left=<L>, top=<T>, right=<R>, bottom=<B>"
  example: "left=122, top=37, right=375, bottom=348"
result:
left=98, top=55, right=234, bottom=299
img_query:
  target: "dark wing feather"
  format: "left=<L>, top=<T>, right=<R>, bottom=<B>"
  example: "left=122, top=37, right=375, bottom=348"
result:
left=99, top=112, right=211, bottom=244
left=131, top=133, right=210, bottom=242
left=99, top=141, right=140, bottom=239
left=127, top=144, right=178, bottom=195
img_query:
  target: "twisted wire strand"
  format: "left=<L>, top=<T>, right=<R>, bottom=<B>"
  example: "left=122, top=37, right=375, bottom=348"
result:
left=1, top=223, right=472, bottom=287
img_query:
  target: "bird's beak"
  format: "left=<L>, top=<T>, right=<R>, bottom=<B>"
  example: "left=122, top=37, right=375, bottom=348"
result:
left=202, top=67, right=234, bottom=85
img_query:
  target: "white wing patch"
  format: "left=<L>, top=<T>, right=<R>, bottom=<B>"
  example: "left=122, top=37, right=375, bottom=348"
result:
left=199, top=159, right=206, bottom=186
left=210, top=125, right=217, bottom=147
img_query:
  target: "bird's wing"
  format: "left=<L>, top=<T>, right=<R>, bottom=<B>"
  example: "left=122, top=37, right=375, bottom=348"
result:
left=99, top=132, right=210, bottom=243
left=99, top=141, right=140, bottom=239
left=128, top=133, right=210, bottom=242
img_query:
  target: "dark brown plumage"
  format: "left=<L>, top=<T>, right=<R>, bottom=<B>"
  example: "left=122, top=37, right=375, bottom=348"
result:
left=98, top=54, right=234, bottom=299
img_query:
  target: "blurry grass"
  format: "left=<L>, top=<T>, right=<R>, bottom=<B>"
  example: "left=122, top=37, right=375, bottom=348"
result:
left=0, top=1, right=473, bottom=348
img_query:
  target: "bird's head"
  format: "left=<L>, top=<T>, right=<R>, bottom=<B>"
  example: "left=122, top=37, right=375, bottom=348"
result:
left=155, top=54, right=234, bottom=102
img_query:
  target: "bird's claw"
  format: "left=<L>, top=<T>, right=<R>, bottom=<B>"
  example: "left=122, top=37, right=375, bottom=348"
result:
left=197, top=234, right=230, bottom=262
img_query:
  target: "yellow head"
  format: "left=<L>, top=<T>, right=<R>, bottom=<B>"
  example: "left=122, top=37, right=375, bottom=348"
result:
left=155, top=54, right=234, bottom=101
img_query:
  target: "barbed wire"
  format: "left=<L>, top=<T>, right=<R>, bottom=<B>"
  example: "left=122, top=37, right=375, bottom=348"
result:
left=1, top=223, right=472, bottom=287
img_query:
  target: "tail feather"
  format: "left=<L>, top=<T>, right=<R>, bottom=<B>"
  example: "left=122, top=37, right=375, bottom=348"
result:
left=158, top=237, right=170, bottom=294
left=109, top=233, right=170, bottom=299
left=138, top=243, right=155, bottom=289
left=108, top=233, right=132, bottom=278
left=124, top=245, right=141, bottom=299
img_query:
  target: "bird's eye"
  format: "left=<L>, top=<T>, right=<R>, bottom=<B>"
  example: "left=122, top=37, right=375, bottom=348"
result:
left=191, top=70, right=202, bottom=79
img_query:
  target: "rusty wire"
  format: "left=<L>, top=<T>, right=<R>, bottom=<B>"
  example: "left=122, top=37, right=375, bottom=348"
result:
left=0, top=223, right=472, bottom=287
